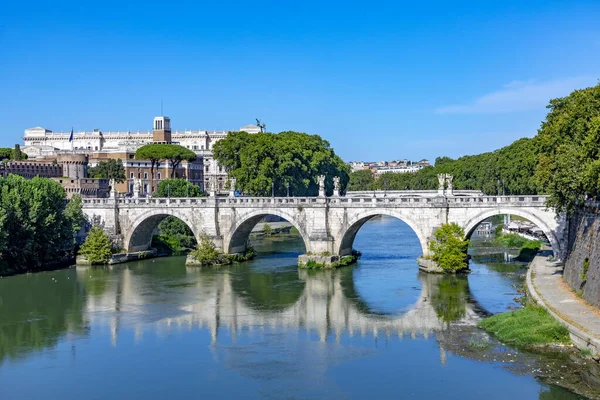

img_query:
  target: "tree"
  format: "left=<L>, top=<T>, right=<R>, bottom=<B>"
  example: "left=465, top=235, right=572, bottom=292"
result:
left=347, top=170, right=375, bottom=191
left=155, top=178, right=204, bottom=197
left=429, top=223, right=469, bottom=272
left=88, top=159, right=126, bottom=183
left=189, top=233, right=228, bottom=265
left=0, top=175, right=79, bottom=273
left=13, top=144, right=25, bottom=161
left=79, top=226, right=114, bottom=264
left=64, top=194, right=86, bottom=239
left=0, top=147, right=28, bottom=162
left=213, top=130, right=350, bottom=196
left=135, top=144, right=196, bottom=181
left=535, top=83, right=600, bottom=214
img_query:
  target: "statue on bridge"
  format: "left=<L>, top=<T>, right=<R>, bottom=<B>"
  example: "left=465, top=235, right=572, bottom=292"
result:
left=229, top=177, right=236, bottom=198
left=333, top=176, right=340, bottom=197
left=437, top=174, right=454, bottom=196
left=318, top=175, right=326, bottom=197
left=133, top=177, right=142, bottom=199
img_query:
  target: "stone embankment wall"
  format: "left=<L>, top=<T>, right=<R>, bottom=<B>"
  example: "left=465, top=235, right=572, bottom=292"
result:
left=564, top=207, right=600, bottom=307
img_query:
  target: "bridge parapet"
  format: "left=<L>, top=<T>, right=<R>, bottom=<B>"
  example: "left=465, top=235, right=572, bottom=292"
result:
left=81, top=194, right=549, bottom=209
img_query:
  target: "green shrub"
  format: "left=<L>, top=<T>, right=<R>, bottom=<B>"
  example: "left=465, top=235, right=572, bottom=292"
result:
left=515, top=240, right=542, bottom=262
left=189, top=233, right=229, bottom=266
left=580, top=257, right=590, bottom=282
left=263, top=223, right=274, bottom=236
left=79, top=226, right=114, bottom=265
left=429, top=223, right=469, bottom=272
left=479, top=303, right=570, bottom=347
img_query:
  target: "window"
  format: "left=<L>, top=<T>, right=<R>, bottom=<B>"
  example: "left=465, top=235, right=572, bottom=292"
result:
left=193, top=145, right=198, bottom=150
left=157, top=172, right=161, bottom=180
left=144, top=172, right=148, bottom=179
left=130, top=172, right=134, bottom=179
left=201, top=145, right=204, bottom=150
left=138, top=172, right=141, bottom=178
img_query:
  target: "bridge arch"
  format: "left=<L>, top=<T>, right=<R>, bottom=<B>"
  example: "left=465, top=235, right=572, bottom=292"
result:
left=224, top=209, right=310, bottom=255
left=124, top=209, right=199, bottom=253
left=463, top=208, right=561, bottom=257
left=336, top=209, right=429, bottom=257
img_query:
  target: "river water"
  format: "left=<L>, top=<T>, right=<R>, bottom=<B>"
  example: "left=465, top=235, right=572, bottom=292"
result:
left=0, top=216, right=595, bottom=399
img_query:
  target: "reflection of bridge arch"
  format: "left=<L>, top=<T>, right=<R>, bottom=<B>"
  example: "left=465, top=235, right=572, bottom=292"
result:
left=336, top=210, right=429, bottom=256
left=463, top=208, right=561, bottom=257
left=225, top=209, right=309, bottom=254
left=125, top=209, right=198, bottom=252
left=81, top=261, right=482, bottom=345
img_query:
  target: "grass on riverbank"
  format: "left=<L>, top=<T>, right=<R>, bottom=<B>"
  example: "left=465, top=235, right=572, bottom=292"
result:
left=478, top=303, right=570, bottom=348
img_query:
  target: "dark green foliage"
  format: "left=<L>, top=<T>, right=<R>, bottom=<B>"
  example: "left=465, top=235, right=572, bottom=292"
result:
left=429, top=223, right=469, bottom=272
left=580, top=257, right=590, bottom=282
left=226, top=246, right=256, bottom=263
left=213, top=131, right=350, bottom=196
left=263, top=223, right=274, bottom=236
left=151, top=216, right=197, bottom=253
left=189, top=233, right=230, bottom=266
left=0, top=175, right=83, bottom=274
left=13, top=144, right=25, bottom=161
left=347, top=169, right=375, bottom=191
left=88, top=159, right=126, bottom=182
left=535, top=83, right=600, bottom=214
left=0, top=146, right=28, bottom=161
left=479, top=303, right=570, bottom=347
left=515, top=240, right=542, bottom=262
left=135, top=144, right=196, bottom=179
left=155, top=178, right=204, bottom=197
left=430, top=275, right=470, bottom=323
left=78, top=225, right=114, bottom=264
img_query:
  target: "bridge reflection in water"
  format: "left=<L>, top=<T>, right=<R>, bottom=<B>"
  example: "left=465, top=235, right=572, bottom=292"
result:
left=76, top=259, right=483, bottom=346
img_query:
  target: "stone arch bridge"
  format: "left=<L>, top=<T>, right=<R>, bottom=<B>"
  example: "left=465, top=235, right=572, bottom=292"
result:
left=82, top=191, right=567, bottom=261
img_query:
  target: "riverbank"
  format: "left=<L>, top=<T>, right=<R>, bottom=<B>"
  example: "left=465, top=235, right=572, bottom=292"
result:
left=527, top=254, right=600, bottom=360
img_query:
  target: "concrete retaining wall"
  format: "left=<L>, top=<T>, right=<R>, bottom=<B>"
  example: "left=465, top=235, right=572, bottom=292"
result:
left=564, top=208, right=600, bottom=307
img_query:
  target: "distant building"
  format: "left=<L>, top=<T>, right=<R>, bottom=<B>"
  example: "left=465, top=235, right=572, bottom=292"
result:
left=1, top=153, right=108, bottom=198
left=22, top=117, right=260, bottom=194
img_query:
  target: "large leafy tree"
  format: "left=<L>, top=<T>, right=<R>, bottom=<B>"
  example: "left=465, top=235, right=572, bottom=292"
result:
left=136, top=144, right=197, bottom=180
left=0, top=147, right=28, bottom=161
left=155, top=178, right=204, bottom=197
left=213, top=131, right=350, bottom=196
left=429, top=223, right=469, bottom=272
left=79, top=225, right=113, bottom=264
left=0, top=175, right=82, bottom=274
left=535, top=83, right=600, bottom=214
left=88, top=159, right=126, bottom=182
left=347, top=170, right=375, bottom=191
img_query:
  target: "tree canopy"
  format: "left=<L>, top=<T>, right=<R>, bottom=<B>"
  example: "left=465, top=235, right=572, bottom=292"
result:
left=88, top=159, right=126, bottom=183
left=347, top=137, right=540, bottom=195
left=135, top=144, right=196, bottom=179
left=155, top=178, right=204, bottom=197
left=213, top=131, right=350, bottom=196
left=534, top=83, right=600, bottom=214
left=0, top=146, right=28, bottom=162
left=0, top=175, right=84, bottom=274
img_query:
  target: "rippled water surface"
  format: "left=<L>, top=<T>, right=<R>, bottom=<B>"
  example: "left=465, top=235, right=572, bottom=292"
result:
left=0, top=217, right=590, bottom=399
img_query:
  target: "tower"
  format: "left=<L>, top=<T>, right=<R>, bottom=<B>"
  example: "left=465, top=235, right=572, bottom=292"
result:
left=153, top=116, right=172, bottom=143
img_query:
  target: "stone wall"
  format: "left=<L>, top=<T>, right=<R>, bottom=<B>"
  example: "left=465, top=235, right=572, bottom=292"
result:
left=564, top=207, right=600, bottom=307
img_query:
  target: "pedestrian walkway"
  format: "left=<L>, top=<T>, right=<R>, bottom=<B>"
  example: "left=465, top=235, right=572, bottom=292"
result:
left=527, top=255, right=600, bottom=357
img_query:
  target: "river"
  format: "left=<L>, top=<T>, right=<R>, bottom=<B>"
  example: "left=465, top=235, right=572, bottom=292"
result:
left=0, top=216, right=597, bottom=399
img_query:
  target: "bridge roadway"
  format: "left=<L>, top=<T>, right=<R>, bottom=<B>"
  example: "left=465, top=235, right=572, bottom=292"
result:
left=82, top=192, right=566, bottom=261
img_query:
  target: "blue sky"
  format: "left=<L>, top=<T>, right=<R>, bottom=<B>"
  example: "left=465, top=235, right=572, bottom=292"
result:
left=1, top=0, right=599, bottom=162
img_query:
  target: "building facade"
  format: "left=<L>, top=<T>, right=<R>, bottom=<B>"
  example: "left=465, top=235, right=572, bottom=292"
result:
left=22, top=117, right=261, bottom=193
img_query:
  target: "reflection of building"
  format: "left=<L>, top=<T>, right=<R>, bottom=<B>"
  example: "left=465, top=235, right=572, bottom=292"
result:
left=22, top=116, right=261, bottom=194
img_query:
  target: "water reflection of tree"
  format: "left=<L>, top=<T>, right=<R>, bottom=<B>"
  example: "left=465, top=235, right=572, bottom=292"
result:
left=229, top=264, right=305, bottom=312
left=426, top=274, right=470, bottom=324
left=0, top=269, right=86, bottom=364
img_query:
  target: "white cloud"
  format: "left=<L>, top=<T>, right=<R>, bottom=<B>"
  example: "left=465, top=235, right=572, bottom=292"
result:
left=436, top=76, right=597, bottom=114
